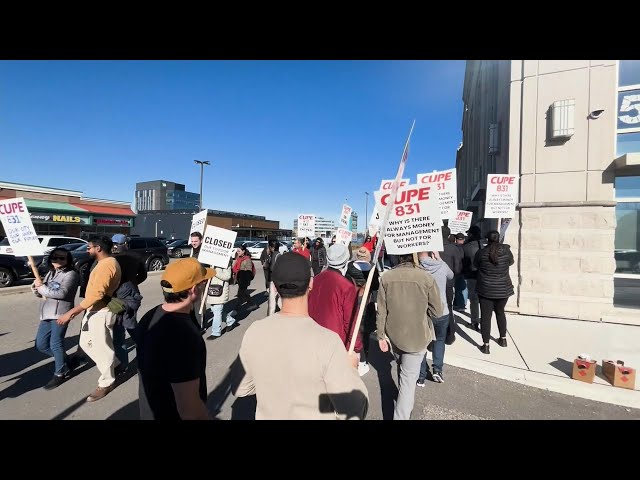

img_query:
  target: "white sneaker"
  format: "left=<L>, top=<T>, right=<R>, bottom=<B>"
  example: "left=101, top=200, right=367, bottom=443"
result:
left=358, top=362, right=370, bottom=377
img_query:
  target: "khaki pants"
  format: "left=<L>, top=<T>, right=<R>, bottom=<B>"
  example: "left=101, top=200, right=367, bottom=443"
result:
left=79, top=308, right=119, bottom=388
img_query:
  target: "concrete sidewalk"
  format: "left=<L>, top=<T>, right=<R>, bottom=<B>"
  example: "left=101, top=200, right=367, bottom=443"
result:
left=435, top=309, right=640, bottom=409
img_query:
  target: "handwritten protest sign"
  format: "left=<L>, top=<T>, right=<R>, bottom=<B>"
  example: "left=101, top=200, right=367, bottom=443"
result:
left=335, top=227, right=353, bottom=246
left=448, top=210, right=473, bottom=234
left=374, top=184, right=443, bottom=254
left=297, top=214, right=315, bottom=238
left=0, top=198, right=43, bottom=256
left=190, top=209, right=208, bottom=236
left=416, top=168, right=458, bottom=220
left=485, top=174, right=518, bottom=218
left=198, top=225, right=238, bottom=268
left=339, top=204, right=352, bottom=228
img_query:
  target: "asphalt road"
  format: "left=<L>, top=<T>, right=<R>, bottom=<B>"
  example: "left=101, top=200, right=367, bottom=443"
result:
left=1, top=262, right=638, bottom=420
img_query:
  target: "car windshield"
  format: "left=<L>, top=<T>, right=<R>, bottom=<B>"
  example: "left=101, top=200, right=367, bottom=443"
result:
left=253, top=242, right=268, bottom=248
left=73, top=244, right=88, bottom=253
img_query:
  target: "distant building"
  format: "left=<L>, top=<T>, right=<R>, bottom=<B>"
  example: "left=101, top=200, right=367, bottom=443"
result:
left=135, top=180, right=200, bottom=212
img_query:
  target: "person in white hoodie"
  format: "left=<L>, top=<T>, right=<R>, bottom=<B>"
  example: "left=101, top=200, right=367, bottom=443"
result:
left=205, top=258, right=237, bottom=340
left=416, top=251, right=453, bottom=386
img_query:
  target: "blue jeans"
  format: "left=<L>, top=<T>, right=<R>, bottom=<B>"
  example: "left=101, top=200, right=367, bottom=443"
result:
left=35, top=319, right=69, bottom=376
left=209, top=303, right=236, bottom=337
left=454, top=276, right=468, bottom=308
left=419, top=314, right=449, bottom=379
left=113, top=322, right=129, bottom=369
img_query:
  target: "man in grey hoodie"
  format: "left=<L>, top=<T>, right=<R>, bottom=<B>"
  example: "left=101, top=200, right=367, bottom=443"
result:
left=417, top=251, right=453, bottom=385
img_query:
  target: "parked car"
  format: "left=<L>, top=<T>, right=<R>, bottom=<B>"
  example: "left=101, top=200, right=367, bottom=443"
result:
left=167, top=239, right=192, bottom=258
left=162, top=238, right=183, bottom=246
left=615, top=249, right=640, bottom=274
left=246, top=241, right=290, bottom=260
left=0, top=235, right=86, bottom=256
left=38, top=243, right=92, bottom=277
left=0, top=254, right=33, bottom=288
left=124, top=237, right=170, bottom=271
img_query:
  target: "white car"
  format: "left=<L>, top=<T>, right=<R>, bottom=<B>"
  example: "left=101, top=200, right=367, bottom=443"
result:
left=0, top=235, right=86, bottom=256
left=246, top=241, right=290, bottom=260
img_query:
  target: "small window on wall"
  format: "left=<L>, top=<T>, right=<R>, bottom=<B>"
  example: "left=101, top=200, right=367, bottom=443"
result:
left=617, top=131, right=640, bottom=156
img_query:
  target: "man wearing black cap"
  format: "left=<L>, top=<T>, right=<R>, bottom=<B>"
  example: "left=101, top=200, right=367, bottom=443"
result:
left=461, top=225, right=484, bottom=330
left=234, top=252, right=368, bottom=420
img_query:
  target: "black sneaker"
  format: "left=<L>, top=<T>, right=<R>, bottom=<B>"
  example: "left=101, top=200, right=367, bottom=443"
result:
left=432, top=371, right=444, bottom=383
left=206, top=335, right=221, bottom=341
left=479, top=344, right=490, bottom=355
left=416, top=378, right=426, bottom=388
left=44, top=373, right=68, bottom=390
left=226, top=322, right=239, bottom=332
left=114, top=364, right=128, bottom=376
left=497, top=337, right=508, bottom=348
left=470, top=322, right=480, bottom=332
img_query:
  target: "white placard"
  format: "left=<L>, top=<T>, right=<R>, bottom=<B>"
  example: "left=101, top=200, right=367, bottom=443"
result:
left=448, top=210, right=473, bottom=234
left=416, top=168, right=458, bottom=220
left=368, top=206, right=381, bottom=237
left=0, top=197, right=43, bottom=256
left=198, top=225, right=238, bottom=268
left=190, top=209, right=208, bottom=236
left=297, top=214, right=315, bottom=238
left=374, top=184, right=443, bottom=254
left=485, top=174, right=518, bottom=218
left=379, top=178, right=410, bottom=191
left=335, top=227, right=353, bottom=246
left=339, top=204, right=352, bottom=228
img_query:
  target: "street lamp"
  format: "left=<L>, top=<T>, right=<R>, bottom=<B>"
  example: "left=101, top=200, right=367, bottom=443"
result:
left=364, top=192, right=370, bottom=235
left=155, top=219, right=162, bottom=237
left=194, top=160, right=210, bottom=210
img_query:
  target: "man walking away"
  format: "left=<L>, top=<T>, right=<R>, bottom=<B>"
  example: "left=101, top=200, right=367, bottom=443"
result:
left=56, top=235, right=122, bottom=402
left=376, top=254, right=442, bottom=420
left=439, top=226, right=463, bottom=344
left=136, top=258, right=214, bottom=419
left=235, top=252, right=368, bottom=419
left=462, top=226, right=484, bottom=331
left=260, top=241, right=272, bottom=290
left=267, top=244, right=283, bottom=316
left=453, top=233, right=468, bottom=310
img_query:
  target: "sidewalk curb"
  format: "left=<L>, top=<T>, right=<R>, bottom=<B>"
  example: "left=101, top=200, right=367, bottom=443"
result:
left=0, top=269, right=165, bottom=297
left=442, top=353, right=640, bottom=410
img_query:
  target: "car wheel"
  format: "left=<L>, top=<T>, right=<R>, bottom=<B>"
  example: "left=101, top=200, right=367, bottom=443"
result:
left=148, top=258, right=164, bottom=271
left=0, top=267, right=15, bottom=288
left=174, top=249, right=183, bottom=258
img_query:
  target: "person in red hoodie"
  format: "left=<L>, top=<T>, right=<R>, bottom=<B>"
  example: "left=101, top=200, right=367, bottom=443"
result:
left=232, top=245, right=257, bottom=310
left=362, top=234, right=376, bottom=253
left=308, top=242, right=364, bottom=373
left=292, top=237, right=311, bottom=261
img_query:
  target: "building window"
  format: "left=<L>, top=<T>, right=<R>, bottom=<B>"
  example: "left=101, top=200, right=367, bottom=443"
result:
left=617, top=132, right=640, bottom=157
left=619, top=60, right=640, bottom=88
left=616, top=61, right=640, bottom=156
left=615, top=176, right=640, bottom=274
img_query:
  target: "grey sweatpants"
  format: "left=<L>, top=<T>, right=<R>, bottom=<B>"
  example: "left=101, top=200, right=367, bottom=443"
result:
left=391, top=343, right=429, bottom=420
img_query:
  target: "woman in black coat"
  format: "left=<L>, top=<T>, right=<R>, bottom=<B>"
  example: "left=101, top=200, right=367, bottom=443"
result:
left=473, top=230, right=514, bottom=355
left=311, top=238, right=327, bottom=276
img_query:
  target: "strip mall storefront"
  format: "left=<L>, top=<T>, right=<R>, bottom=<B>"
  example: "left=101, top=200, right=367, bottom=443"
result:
left=0, top=182, right=135, bottom=239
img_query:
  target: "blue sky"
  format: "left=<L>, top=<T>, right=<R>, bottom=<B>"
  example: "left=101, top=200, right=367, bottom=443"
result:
left=0, top=60, right=465, bottom=229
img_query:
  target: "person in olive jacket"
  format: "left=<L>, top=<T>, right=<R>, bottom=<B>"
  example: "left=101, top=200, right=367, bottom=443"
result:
left=473, top=230, right=514, bottom=355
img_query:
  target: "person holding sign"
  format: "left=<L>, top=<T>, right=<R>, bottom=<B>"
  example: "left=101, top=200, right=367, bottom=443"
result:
left=234, top=252, right=368, bottom=419
left=474, top=231, right=515, bottom=355
left=376, top=254, right=442, bottom=420
left=57, top=236, right=122, bottom=403
left=32, top=248, right=80, bottom=390
left=205, top=257, right=237, bottom=340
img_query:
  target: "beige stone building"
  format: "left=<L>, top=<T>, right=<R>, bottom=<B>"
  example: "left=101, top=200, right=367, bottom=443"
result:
left=456, top=60, right=640, bottom=324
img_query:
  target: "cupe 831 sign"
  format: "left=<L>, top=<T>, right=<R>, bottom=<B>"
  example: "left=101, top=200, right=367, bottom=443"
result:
left=416, top=168, right=458, bottom=220
left=0, top=197, right=43, bottom=256
left=374, top=184, right=443, bottom=254
left=485, top=174, right=518, bottom=218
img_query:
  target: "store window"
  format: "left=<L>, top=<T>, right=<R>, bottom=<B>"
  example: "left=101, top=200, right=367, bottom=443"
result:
left=614, top=176, right=640, bottom=275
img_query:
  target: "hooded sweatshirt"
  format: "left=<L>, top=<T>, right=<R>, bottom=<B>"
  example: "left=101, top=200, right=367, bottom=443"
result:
left=419, top=257, right=454, bottom=316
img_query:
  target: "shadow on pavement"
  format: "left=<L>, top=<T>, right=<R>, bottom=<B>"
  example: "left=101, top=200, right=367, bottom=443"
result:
left=453, top=314, right=482, bottom=348
left=51, top=396, right=90, bottom=420
left=107, top=399, right=139, bottom=420
left=232, top=291, right=268, bottom=322
left=231, top=395, right=256, bottom=420
left=0, top=333, right=80, bottom=378
left=549, top=357, right=574, bottom=378
left=207, top=355, right=248, bottom=418
left=366, top=334, right=398, bottom=420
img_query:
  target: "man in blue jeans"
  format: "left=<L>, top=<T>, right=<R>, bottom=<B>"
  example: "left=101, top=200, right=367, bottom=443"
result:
left=417, top=251, right=453, bottom=385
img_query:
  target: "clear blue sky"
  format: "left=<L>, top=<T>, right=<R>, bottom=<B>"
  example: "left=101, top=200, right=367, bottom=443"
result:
left=0, top=60, right=465, bottom=229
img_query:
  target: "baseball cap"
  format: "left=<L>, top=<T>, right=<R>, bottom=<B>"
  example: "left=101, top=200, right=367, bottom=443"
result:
left=272, top=252, right=311, bottom=296
left=455, top=232, right=465, bottom=240
left=161, top=257, right=216, bottom=293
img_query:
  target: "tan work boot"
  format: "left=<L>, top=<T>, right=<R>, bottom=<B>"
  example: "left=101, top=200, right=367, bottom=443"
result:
left=86, top=384, right=115, bottom=402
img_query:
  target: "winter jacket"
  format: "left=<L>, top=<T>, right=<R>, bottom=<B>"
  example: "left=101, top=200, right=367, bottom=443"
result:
left=462, top=238, right=485, bottom=279
left=34, top=269, right=80, bottom=320
left=114, top=280, right=143, bottom=330
left=362, top=239, right=376, bottom=253
left=233, top=254, right=255, bottom=289
left=346, top=260, right=380, bottom=291
left=260, top=247, right=270, bottom=269
left=474, top=244, right=515, bottom=299
left=440, top=242, right=463, bottom=287
left=418, top=257, right=454, bottom=316
left=206, top=266, right=232, bottom=306
left=308, top=268, right=363, bottom=353
left=311, top=246, right=327, bottom=269
left=376, top=263, right=443, bottom=353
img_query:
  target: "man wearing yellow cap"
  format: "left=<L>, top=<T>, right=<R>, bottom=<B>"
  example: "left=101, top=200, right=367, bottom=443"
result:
left=136, top=258, right=215, bottom=420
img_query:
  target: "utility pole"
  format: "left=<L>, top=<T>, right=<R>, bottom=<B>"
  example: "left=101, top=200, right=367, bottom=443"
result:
left=194, top=160, right=210, bottom=210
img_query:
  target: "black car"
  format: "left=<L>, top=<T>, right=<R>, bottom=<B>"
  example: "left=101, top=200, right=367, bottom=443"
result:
left=38, top=243, right=93, bottom=278
left=0, top=254, right=33, bottom=288
left=167, top=239, right=191, bottom=258
left=124, top=237, right=170, bottom=271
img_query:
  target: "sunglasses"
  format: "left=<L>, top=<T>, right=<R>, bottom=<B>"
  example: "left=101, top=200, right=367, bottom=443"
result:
left=51, top=256, right=67, bottom=261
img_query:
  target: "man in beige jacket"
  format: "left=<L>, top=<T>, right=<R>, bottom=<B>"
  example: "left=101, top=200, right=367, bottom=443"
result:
left=377, top=253, right=442, bottom=420
left=234, top=252, right=368, bottom=419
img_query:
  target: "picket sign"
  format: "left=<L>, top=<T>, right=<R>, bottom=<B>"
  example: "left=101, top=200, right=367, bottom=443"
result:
left=348, top=120, right=415, bottom=354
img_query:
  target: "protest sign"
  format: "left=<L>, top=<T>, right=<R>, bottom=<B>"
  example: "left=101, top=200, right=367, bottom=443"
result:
left=485, top=174, right=518, bottom=218
left=335, top=227, right=353, bottom=246
left=374, top=184, right=443, bottom=254
left=198, top=225, right=238, bottom=268
left=369, top=206, right=381, bottom=236
left=416, top=168, right=458, bottom=220
left=0, top=197, right=44, bottom=279
left=379, top=178, right=409, bottom=191
left=448, top=210, right=473, bottom=234
left=297, top=214, right=315, bottom=238
left=339, top=204, right=352, bottom=228
left=190, top=209, right=208, bottom=236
